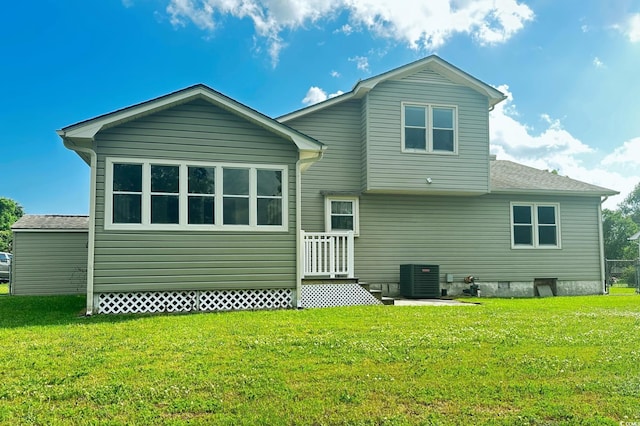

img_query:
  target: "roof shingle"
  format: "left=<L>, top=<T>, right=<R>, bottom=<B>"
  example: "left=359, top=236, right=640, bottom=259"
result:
left=490, top=160, right=618, bottom=196
left=12, top=215, right=89, bottom=230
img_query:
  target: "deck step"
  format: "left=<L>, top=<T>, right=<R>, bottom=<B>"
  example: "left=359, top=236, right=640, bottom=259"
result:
left=368, top=289, right=383, bottom=301
left=381, top=297, right=395, bottom=306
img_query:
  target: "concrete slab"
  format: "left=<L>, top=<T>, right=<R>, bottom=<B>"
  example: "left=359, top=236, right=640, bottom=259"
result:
left=393, top=298, right=477, bottom=306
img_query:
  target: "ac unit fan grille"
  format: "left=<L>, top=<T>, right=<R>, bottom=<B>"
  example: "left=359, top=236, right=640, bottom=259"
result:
left=400, top=264, right=440, bottom=298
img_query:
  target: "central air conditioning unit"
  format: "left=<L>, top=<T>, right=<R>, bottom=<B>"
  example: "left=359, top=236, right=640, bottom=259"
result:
left=400, top=264, right=440, bottom=298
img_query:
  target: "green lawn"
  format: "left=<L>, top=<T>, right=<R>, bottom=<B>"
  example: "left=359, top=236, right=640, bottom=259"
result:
left=0, top=284, right=7, bottom=295
left=610, top=285, right=638, bottom=295
left=0, top=295, right=639, bottom=425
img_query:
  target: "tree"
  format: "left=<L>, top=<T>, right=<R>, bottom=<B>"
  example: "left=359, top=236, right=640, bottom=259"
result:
left=619, top=182, right=640, bottom=226
left=0, top=197, right=24, bottom=252
left=602, top=209, right=639, bottom=260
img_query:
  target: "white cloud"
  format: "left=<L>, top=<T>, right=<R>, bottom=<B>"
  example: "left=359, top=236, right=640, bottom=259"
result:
left=626, top=13, right=640, bottom=42
left=302, top=86, right=328, bottom=105
left=330, top=70, right=340, bottom=78
left=592, top=56, right=604, bottom=68
left=335, top=23, right=353, bottom=35
left=490, top=85, right=640, bottom=209
left=302, top=86, right=344, bottom=105
left=349, top=55, right=369, bottom=72
left=167, top=0, right=215, bottom=30
left=602, top=138, right=640, bottom=167
left=490, top=85, right=592, bottom=157
left=615, top=13, right=640, bottom=42
left=165, top=0, right=535, bottom=64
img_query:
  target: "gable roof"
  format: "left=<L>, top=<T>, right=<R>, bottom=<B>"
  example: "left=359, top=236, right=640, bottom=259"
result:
left=491, top=160, right=618, bottom=196
left=278, top=55, right=506, bottom=122
left=57, top=84, right=325, bottom=154
left=12, top=215, right=89, bottom=231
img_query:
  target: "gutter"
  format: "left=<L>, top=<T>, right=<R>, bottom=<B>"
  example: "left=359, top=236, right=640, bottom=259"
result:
left=295, top=149, right=325, bottom=308
left=59, top=135, right=97, bottom=315
left=598, top=196, right=608, bottom=294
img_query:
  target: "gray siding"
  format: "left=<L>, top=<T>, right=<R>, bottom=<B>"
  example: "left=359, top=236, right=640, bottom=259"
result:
left=286, top=99, right=363, bottom=232
left=11, top=232, right=88, bottom=295
left=284, top=72, right=602, bottom=290
left=398, top=69, right=455, bottom=85
left=353, top=193, right=603, bottom=284
left=366, top=79, right=491, bottom=193
left=93, top=99, right=298, bottom=293
left=361, top=96, right=368, bottom=192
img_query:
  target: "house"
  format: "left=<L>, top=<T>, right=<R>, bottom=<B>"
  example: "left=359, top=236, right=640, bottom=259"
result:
left=12, top=55, right=617, bottom=314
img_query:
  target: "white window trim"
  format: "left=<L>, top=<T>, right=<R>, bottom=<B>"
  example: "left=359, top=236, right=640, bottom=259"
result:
left=105, top=157, right=288, bottom=232
left=510, top=202, right=561, bottom=249
left=324, top=196, right=359, bottom=237
left=401, top=102, right=458, bottom=155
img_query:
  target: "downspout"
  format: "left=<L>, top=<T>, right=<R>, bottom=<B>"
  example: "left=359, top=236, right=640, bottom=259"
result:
left=598, top=196, right=608, bottom=294
left=61, top=138, right=97, bottom=315
left=295, top=150, right=324, bottom=308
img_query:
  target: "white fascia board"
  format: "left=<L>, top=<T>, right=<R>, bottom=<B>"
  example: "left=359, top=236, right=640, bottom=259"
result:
left=12, top=229, right=88, bottom=233
left=59, top=86, right=323, bottom=153
left=279, top=56, right=505, bottom=123
left=278, top=91, right=359, bottom=122
left=352, top=56, right=505, bottom=106
left=490, top=188, right=619, bottom=197
left=629, top=231, right=640, bottom=241
left=59, top=90, right=204, bottom=139
left=428, top=60, right=506, bottom=106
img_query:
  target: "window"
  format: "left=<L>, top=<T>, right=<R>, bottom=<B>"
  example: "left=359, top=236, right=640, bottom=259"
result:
left=151, top=165, right=179, bottom=224
left=105, top=158, right=287, bottom=231
left=223, top=168, right=250, bottom=225
left=188, top=166, right=215, bottom=225
left=401, top=103, right=457, bottom=153
left=257, top=169, right=283, bottom=226
left=325, top=197, right=359, bottom=236
left=511, top=203, right=560, bottom=248
left=112, top=163, right=142, bottom=224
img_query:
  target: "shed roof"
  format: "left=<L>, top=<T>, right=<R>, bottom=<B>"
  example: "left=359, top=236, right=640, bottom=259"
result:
left=12, top=215, right=89, bottom=231
left=491, top=160, right=618, bottom=196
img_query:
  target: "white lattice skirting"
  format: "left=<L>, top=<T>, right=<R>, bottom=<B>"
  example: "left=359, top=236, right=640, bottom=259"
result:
left=97, top=289, right=293, bottom=314
left=301, top=284, right=381, bottom=308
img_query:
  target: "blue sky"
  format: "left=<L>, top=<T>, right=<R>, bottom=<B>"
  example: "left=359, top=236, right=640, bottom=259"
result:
left=2, top=0, right=640, bottom=214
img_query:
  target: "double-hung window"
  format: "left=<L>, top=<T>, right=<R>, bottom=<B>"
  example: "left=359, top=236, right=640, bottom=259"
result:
left=106, top=158, right=287, bottom=231
left=223, top=168, right=250, bottom=225
left=325, top=196, right=359, bottom=236
left=187, top=166, right=215, bottom=225
left=150, top=165, right=180, bottom=224
left=511, top=203, right=560, bottom=248
left=112, top=163, right=143, bottom=224
left=402, top=103, right=457, bottom=153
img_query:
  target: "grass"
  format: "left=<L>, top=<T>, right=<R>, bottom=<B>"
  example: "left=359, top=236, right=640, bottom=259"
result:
left=0, top=295, right=639, bottom=425
left=610, top=285, right=638, bottom=295
left=0, top=284, right=7, bottom=295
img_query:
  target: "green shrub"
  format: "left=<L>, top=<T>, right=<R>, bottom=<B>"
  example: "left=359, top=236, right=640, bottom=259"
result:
left=621, top=264, right=638, bottom=286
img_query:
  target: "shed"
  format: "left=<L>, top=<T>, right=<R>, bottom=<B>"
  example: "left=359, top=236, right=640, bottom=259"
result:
left=11, top=215, right=89, bottom=295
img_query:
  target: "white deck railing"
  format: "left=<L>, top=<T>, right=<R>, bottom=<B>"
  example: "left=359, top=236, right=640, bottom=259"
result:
left=301, top=231, right=355, bottom=278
